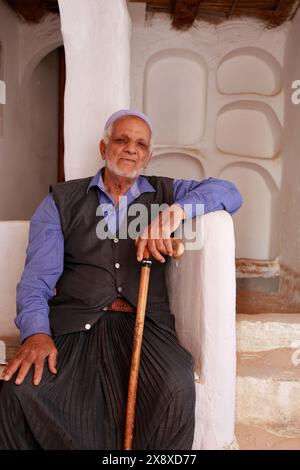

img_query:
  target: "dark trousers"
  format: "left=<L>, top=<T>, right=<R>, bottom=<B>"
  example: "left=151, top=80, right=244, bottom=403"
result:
left=0, top=313, right=196, bottom=450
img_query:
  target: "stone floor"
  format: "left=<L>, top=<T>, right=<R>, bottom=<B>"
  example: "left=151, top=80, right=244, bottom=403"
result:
left=236, top=424, right=300, bottom=450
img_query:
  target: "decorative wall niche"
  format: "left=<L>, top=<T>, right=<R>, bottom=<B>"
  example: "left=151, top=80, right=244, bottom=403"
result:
left=217, top=47, right=283, bottom=96
left=144, top=152, right=204, bottom=180
left=144, top=49, right=208, bottom=146
left=216, top=100, right=282, bottom=159
left=220, top=162, right=279, bottom=260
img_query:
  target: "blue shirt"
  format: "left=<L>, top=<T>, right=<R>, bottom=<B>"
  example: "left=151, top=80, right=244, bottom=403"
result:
left=16, top=171, right=242, bottom=341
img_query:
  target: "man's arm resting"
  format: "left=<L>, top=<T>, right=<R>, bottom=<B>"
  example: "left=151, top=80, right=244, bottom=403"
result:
left=136, top=176, right=242, bottom=262
left=172, top=176, right=243, bottom=218
left=1, top=194, right=63, bottom=385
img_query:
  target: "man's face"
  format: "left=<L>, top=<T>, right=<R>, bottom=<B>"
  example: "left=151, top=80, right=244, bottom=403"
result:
left=100, top=116, right=152, bottom=178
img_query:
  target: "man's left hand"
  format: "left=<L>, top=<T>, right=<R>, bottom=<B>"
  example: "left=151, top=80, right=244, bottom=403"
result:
left=136, top=204, right=185, bottom=263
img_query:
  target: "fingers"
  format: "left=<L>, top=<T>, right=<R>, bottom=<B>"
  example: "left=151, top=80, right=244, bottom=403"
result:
left=136, top=237, right=174, bottom=263
left=147, top=238, right=165, bottom=263
left=32, top=357, right=46, bottom=386
left=48, top=349, right=58, bottom=375
left=136, top=238, right=147, bottom=262
left=1, top=355, right=24, bottom=383
left=163, top=238, right=173, bottom=257
left=15, top=357, right=35, bottom=385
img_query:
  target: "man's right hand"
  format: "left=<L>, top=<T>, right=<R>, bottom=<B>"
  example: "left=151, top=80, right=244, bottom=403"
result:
left=1, top=333, right=58, bottom=386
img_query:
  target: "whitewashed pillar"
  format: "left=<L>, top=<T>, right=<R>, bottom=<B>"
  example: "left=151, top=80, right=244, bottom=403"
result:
left=58, top=0, right=131, bottom=180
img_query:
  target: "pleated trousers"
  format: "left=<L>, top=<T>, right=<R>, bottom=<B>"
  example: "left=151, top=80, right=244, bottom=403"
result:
left=0, top=312, right=196, bottom=450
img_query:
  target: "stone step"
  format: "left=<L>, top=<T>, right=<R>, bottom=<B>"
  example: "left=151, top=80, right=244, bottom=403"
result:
left=0, top=336, right=20, bottom=362
left=237, top=313, right=300, bottom=352
left=0, top=337, right=20, bottom=379
left=236, top=314, right=300, bottom=436
left=236, top=350, right=300, bottom=435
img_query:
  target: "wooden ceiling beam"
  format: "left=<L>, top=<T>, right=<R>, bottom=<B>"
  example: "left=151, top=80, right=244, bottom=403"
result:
left=172, top=0, right=202, bottom=29
left=5, top=0, right=59, bottom=22
left=228, top=0, right=238, bottom=19
left=269, top=0, right=297, bottom=26
left=6, top=0, right=300, bottom=29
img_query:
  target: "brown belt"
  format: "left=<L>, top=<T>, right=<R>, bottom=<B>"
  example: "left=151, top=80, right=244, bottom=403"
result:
left=106, top=298, right=135, bottom=313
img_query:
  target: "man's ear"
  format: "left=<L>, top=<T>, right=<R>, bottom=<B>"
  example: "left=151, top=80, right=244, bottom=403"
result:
left=99, top=140, right=106, bottom=160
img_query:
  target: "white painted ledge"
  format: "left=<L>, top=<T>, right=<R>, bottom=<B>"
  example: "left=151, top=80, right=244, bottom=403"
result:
left=167, top=210, right=237, bottom=450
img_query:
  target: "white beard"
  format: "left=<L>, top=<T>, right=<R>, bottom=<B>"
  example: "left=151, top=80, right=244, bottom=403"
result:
left=105, top=158, right=142, bottom=179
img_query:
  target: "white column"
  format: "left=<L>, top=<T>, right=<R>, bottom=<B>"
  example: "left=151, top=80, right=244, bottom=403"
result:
left=58, top=0, right=131, bottom=180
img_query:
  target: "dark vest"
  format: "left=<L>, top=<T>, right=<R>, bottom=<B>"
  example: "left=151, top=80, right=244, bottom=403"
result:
left=48, top=175, right=176, bottom=336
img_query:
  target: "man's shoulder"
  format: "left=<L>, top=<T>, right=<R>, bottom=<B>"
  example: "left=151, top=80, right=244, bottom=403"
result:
left=143, top=174, right=174, bottom=185
left=50, top=176, right=93, bottom=193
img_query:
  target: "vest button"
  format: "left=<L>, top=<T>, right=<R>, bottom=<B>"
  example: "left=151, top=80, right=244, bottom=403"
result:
left=117, top=286, right=122, bottom=293
left=115, top=262, right=120, bottom=269
left=102, top=306, right=108, bottom=311
left=114, top=238, right=119, bottom=244
left=85, top=323, right=91, bottom=330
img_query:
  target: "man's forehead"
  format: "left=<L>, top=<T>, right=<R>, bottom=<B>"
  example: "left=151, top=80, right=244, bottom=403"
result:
left=112, top=116, right=151, bottom=136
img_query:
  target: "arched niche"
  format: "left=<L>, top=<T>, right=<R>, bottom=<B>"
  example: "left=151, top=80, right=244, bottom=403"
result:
left=143, top=49, right=208, bottom=146
left=216, top=101, right=282, bottom=159
left=217, top=47, right=283, bottom=96
left=14, top=48, right=60, bottom=219
left=144, top=152, right=204, bottom=180
left=219, top=162, right=279, bottom=260
left=21, top=40, right=63, bottom=86
left=19, top=15, right=63, bottom=85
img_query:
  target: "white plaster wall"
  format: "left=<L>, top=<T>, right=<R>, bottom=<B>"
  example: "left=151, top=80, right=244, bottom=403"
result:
left=129, top=6, right=289, bottom=260
left=280, top=8, right=300, bottom=275
left=0, top=1, right=20, bottom=218
left=58, top=0, right=131, bottom=180
left=0, top=221, right=29, bottom=337
left=0, top=1, right=62, bottom=220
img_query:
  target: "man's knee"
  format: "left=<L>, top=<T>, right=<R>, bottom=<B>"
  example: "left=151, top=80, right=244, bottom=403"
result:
left=167, top=357, right=195, bottom=396
left=0, top=373, right=34, bottom=407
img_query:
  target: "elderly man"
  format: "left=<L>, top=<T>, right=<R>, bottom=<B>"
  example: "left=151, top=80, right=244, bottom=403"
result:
left=0, top=109, right=242, bottom=450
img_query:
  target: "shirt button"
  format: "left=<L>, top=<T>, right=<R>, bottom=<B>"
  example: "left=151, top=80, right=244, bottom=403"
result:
left=117, top=286, right=122, bottom=293
left=85, top=323, right=91, bottom=330
left=115, top=262, right=120, bottom=269
left=114, top=238, right=119, bottom=244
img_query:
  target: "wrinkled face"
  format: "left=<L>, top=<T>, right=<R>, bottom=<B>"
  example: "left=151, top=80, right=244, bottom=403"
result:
left=100, top=116, right=152, bottom=179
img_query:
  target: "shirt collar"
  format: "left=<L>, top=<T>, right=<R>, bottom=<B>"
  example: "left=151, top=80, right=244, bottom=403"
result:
left=86, top=167, right=156, bottom=198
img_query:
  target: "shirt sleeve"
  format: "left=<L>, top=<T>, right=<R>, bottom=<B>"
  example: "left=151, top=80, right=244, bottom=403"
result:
left=172, top=177, right=243, bottom=219
left=15, top=194, right=64, bottom=342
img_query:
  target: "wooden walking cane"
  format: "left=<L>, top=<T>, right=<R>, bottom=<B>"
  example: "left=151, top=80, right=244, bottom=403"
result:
left=123, top=238, right=185, bottom=450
